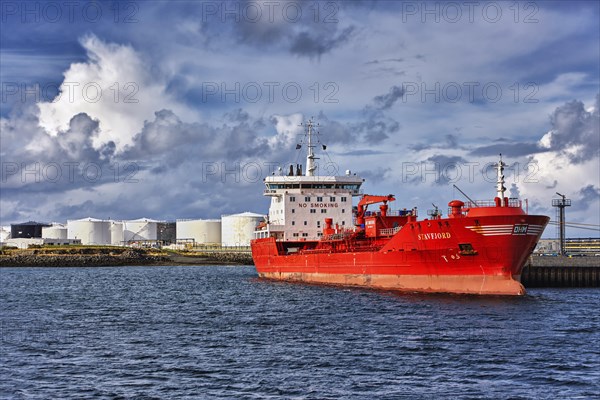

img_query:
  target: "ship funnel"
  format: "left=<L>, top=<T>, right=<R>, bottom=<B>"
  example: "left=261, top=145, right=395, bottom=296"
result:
left=448, top=200, right=465, bottom=218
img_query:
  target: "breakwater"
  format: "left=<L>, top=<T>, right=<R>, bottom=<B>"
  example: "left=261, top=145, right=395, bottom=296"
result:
left=0, top=247, right=254, bottom=267
left=0, top=247, right=170, bottom=267
left=522, top=256, right=600, bottom=288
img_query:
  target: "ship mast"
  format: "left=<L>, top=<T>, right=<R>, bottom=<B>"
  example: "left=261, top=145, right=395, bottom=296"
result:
left=496, top=154, right=507, bottom=206
left=305, top=119, right=317, bottom=176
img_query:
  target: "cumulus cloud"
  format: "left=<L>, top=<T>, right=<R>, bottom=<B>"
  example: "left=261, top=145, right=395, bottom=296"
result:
left=37, top=35, right=191, bottom=153
left=537, top=95, right=600, bottom=164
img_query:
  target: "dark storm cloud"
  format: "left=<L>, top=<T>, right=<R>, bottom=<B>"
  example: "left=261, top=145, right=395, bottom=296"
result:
left=409, top=134, right=462, bottom=152
left=358, top=167, right=392, bottom=182
left=469, top=95, right=600, bottom=161
left=123, top=109, right=268, bottom=167
left=227, top=2, right=356, bottom=59
left=426, top=155, right=469, bottom=186
left=364, top=58, right=405, bottom=65
left=289, top=27, right=355, bottom=58
left=543, top=96, right=600, bottom=163
left=350, top=110, right=400, bottom=143
left=372, top=85, right=405, bottom=110
left=1, top=108, right=117, bottom=193
left=306, top=111, right=398, bottom=146
left=469, top=142, right=545, bottom=157
left=337, top=150, right=389, bottom=156
left=567, top=185, right=600, bottom=213
left=578, top=185, right=600, bottom=204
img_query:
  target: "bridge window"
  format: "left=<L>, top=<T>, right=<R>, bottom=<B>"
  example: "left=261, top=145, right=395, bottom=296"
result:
left=305, top=196, right=311, bottom=202
left=317, top=196, right=323, bottom=202
left=330, top=197, right=336, bottom=202
left=341, top=197, right=347, bottom=202
left=310, top=209, right=316, bottom=214
left=292, top=221, right=295, bottom=225
left=321, top=209, right=327, bottom=213
left=290, top=196, right=296, bottom=202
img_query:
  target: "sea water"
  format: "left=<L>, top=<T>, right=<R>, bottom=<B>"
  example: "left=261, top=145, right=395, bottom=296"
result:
left=1, top=266, right=598, bottom=399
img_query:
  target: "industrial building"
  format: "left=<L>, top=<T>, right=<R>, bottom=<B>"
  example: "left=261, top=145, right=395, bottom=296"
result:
left=535, top=238, right=599, bottom=255
left=11, top=221, right=51, bottom=238
left=157, top=222, right=176, bottom=244
left=3, top=237, right=81, bottom=249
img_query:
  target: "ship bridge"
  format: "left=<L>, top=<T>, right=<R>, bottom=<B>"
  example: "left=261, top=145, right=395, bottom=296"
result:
left=255, top=119, right=364, bottom=241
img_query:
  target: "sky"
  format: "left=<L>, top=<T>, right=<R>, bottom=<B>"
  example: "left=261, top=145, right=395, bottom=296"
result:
left=0, top=0, right=599, bottom=238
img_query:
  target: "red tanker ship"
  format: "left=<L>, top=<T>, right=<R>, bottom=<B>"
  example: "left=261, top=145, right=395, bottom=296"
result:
left=251, top=120, right=549, bottom=295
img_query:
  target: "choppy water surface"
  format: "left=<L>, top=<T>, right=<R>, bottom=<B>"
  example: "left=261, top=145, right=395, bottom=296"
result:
left=1, top=266, right=598, bottom=399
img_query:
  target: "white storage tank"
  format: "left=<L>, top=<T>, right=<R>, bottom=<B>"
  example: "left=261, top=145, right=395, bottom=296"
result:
left=67, top=217, right=111, bottom=245
left=0, top=226, right=11, bottom=242
left=42, top=223, right=68, bottom=240
left=221, top=212, right=264, bottom=247
left=123, top=218, right=161, bottom=243
left=110, top=221, right=124, bottom=246
left=176, top=219, right=221, bottom=244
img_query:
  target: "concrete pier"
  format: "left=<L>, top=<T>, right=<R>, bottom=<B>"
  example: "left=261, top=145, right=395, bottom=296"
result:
left=521, top=256, right=600, bottom=288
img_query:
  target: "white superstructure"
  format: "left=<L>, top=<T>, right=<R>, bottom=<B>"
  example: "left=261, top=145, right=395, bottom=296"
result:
left=255, top=119, right=364, bottom=241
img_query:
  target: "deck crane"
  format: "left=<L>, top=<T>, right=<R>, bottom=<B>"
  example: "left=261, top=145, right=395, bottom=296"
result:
left=355, top=194, right=396, bottom=228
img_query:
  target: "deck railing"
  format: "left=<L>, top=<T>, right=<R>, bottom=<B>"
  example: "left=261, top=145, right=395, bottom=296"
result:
left=379, top=226, right=402, bottom=236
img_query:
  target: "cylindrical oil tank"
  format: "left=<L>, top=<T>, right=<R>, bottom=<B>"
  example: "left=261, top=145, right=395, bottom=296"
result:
left=67, top=218, right=111, bottom=245
left=123, top=218, right=160, bottom=243
left=110, top=221, right=124, bottom=246
left=176, top=219, right=221, bottom=244
left=1, top=227, right=11, bottom=242
left=11, top=221, right=51, bottom=238
left=42, top=223, right=68, bottom=239
left=221, top=212, right=264, bottom=247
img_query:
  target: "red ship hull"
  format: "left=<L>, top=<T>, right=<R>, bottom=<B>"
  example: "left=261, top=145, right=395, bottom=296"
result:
left=251, top=213, right=549, bottom=296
